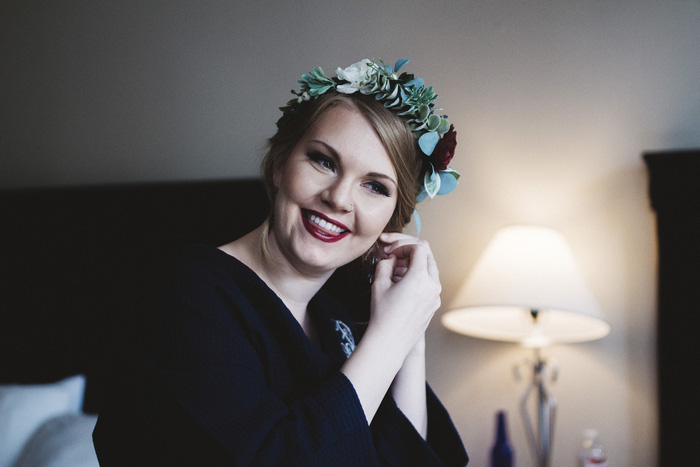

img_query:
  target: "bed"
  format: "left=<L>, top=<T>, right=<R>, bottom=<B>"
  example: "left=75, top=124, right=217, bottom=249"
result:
left=0, top=179, right=263, bottom=465
left=0, top=178, right=367, bottom=466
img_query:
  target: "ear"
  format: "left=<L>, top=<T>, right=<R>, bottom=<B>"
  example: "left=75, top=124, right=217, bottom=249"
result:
left=272, top=161, right=283, bottom=191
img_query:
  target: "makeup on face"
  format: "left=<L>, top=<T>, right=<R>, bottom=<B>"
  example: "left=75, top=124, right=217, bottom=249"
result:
left=301, top=209, right=350, bottom=243
left=271, top=105, right=398, bottom=273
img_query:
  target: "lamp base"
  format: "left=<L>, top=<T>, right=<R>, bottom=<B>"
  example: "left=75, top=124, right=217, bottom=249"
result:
left=515, top=348, right=558, bottom=467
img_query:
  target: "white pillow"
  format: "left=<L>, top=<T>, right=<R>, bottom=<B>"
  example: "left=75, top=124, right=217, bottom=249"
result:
left=0, top=374, right=86, bottom=467
left=13, top=413, right=99, bottom=467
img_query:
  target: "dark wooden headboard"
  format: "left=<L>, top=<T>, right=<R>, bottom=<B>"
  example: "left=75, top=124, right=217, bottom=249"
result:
left=0, top=179, right=269, bottom=412
left=644, top=150, right=700, bottom=467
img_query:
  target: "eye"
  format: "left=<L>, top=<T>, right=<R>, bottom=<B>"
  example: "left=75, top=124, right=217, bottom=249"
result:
left=307, top=151, right=335, bottom=171
left=366, top=180, right=391, bottom=197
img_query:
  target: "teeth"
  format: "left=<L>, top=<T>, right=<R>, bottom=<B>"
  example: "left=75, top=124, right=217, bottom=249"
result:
left=309, top=214, right=344, bottom=233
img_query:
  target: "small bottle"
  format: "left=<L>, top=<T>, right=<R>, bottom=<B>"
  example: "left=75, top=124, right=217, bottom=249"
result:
left=579, top=429, right=608, bottom=467
left=490, top=411, right=514, bottom=467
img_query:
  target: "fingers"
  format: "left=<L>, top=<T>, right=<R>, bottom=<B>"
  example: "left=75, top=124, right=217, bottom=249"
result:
left=391, top=265, right=408, bottom=282
left=426, top=249, right=439, bottom=279
left=369, top=236, right=443, bottom=344
left=379, top=232, right=423, bottom=254
left=372, top=254, right=396, bottom=287
left=379, top=233, right=434, bottom=259
left=378, top=233, right=439, bottom=282
left=375, top=254, right=409, bottom=284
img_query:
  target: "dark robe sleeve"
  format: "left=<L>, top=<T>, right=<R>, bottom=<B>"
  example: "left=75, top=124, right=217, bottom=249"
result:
left=314, top=293, right=469, bottom=466
left=370, top=385, right=469, bottom=466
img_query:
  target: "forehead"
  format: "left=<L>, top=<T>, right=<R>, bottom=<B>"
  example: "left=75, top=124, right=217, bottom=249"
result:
left=302, top=105, right=397, bottom=178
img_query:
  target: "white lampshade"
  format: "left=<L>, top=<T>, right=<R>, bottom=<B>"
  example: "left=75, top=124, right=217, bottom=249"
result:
left=442, top=225, right=610, bottom=347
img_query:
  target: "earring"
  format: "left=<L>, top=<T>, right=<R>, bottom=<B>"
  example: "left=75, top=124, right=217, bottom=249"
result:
left=363, top=240, right=385, bottom=284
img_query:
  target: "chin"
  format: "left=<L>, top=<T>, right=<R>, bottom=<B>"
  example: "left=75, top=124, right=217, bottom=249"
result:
left=298, top=241, right=366, bottom=274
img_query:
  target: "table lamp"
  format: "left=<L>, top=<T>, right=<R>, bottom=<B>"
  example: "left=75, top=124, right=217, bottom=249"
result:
left=442, top=225, right=610, bottom=467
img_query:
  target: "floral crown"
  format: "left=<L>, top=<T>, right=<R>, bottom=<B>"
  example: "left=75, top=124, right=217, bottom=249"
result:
left=278, top=59, right=459, bottom=203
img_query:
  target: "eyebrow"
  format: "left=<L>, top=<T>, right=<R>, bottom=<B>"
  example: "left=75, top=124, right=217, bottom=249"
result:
left=310, top=140, right=398, bottom=187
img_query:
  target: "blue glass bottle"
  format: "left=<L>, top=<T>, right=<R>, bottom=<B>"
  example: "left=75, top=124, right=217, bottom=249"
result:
left=490, top=411, right=514, bottom=467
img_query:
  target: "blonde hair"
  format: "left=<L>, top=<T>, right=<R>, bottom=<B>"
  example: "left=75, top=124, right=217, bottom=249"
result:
left=261, top=92, right=422, bottom=247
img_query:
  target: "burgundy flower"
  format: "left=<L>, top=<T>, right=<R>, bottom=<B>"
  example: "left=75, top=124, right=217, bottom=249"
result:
left=432, top=124, right=457, bottom=171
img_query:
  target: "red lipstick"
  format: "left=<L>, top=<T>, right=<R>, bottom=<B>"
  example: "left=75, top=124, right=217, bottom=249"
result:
left=302, top=209, right=350, bottom=243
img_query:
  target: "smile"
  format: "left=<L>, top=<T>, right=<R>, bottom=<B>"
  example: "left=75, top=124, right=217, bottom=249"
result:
left=302, top=209, right=350, bottom=243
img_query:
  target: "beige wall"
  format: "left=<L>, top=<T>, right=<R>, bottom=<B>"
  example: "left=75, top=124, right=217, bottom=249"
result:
left=4, top=1, right=700, bottom=465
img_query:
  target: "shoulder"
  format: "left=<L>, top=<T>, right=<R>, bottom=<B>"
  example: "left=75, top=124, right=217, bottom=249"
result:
left=163, top=244, right=278, bottom=323
left=169, top=244, right=230, bottom=271
left=157, top=245, right=270, bottom=349
left=161, top=244, right=256, bottom=318
left=166, top=244, right=244, bottom=286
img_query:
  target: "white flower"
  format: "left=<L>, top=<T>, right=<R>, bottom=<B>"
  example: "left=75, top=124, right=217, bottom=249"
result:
left=335, top=59, right=372, bottom=94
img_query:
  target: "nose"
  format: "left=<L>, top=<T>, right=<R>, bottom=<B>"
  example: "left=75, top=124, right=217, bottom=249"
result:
left=321, top=178, right=354, bottom=212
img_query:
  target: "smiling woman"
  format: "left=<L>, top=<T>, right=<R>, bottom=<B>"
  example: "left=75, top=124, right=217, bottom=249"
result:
left=93, top=59, right=468, bottom=466
left=265, top=89, right=425, bottom=234
left=268, top=104, right=399, bottom=276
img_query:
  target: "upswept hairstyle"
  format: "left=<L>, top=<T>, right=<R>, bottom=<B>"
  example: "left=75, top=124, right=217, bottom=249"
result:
left=261, top=92, right=423, bottom=235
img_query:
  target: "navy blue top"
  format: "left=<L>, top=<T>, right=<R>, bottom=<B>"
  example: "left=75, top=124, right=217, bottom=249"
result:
left=94, top=244, right=468, bottom=466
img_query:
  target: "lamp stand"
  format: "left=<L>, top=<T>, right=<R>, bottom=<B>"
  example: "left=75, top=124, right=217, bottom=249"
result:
left=516, top=348, right=558, bottom=467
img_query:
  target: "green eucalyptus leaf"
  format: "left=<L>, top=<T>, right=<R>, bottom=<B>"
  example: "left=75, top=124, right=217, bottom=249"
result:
left=386, top=85, right=400, bottom=101
left=410, top=121, right=427, bottom=132
left=427, top=114, right=441, bottom=131
left=311, top=68, right=327, bottom=81
left=313, top=84, right=335, bottom=95
left=386, top=96, right=402, bottom=108
left=418, top=104, right=430, bottom=122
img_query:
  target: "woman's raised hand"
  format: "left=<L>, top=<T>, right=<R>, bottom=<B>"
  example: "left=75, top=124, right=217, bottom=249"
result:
left=368, top=232, right=442, bottom=352
left=339, top=233, right=441, bottom=424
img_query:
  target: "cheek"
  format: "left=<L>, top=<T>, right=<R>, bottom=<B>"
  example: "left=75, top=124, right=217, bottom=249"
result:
left=358, top=199, right=397, bottom=236
left=277, top=165, right=310, bottom=203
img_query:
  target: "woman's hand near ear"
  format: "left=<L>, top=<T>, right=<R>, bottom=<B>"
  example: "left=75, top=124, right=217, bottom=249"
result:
left=370, top=232, right=441, bottom=349
left=340, top=232, right=440, bottom=435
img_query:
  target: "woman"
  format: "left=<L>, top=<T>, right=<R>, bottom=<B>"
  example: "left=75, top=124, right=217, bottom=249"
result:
left=94, top=59, right=467, bottom=466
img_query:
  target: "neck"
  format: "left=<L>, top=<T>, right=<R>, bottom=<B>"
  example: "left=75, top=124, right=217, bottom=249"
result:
left=220, top=224, right=333, bottom=322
